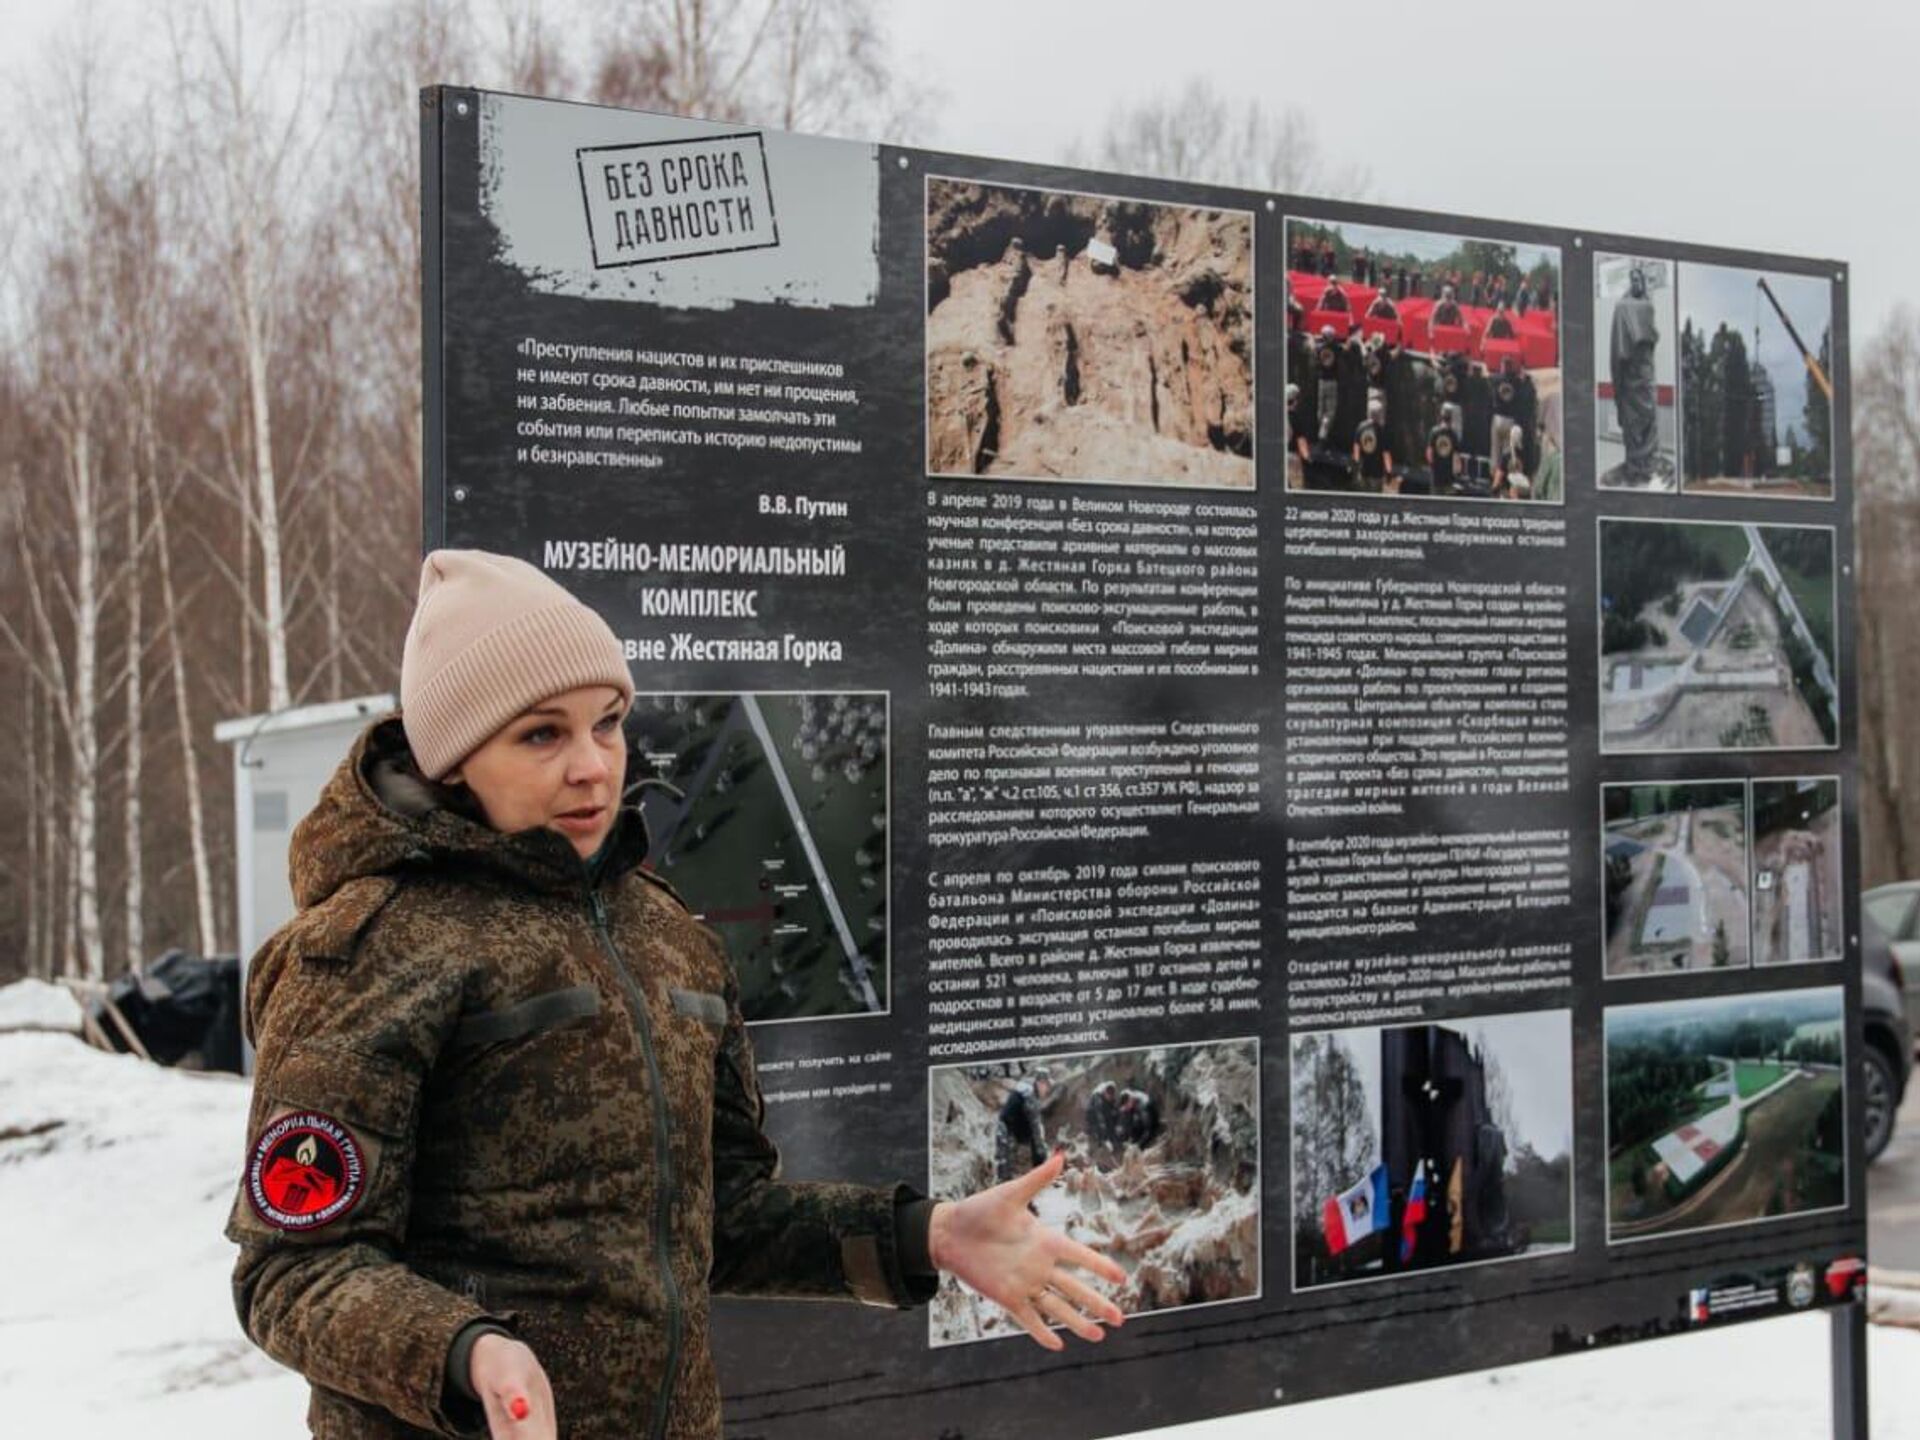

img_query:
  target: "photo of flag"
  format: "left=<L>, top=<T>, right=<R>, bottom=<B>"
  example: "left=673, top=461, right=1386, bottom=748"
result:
left=1399, top=1162, right=1429, bottom=1264
left=1322, top=1164, right=1391, bottom=1256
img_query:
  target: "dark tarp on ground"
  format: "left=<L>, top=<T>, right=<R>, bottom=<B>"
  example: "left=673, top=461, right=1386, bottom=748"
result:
left=92, top=950, right=243, bottom=1072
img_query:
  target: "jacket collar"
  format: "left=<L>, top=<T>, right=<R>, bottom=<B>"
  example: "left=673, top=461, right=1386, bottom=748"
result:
left=288, top=713, right=651, bottom=910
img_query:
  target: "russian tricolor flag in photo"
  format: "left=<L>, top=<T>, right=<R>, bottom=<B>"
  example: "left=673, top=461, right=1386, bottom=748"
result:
left=1399, top=1163, right=1428, bottom=1264
left=1322, top=1163, right=1391, bottom=1256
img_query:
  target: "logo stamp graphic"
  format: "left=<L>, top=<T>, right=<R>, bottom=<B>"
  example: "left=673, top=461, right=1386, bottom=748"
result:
left=576, top=132, right=779, bottom=269
left=247, top=1111, right=367, bottom=1231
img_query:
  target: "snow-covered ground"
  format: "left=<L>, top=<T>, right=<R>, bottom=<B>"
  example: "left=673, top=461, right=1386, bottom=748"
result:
left=0, top=1030, right=300, bottom=1436
left=3, top=1010, right=1919, bottom=1438
left=1124, top=1311, right=1920, bottom=1439
left=0, top=976, right=81, bottom=1032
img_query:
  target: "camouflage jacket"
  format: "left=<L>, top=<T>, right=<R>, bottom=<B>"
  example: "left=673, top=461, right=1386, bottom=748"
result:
left=225, top=715, right=932, bottom=1440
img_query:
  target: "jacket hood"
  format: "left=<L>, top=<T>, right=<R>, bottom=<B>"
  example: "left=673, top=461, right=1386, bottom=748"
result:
left=288, top=713, right=652, bottom=910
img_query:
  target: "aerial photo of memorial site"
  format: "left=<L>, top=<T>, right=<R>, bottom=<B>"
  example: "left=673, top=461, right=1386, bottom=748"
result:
left=1603, top=780, right=1749, bottom=975
left=924, top=177, right=1253, bottom=488
left=1599, top=519, right=1837, bottom=753
left=1678, top=261, right=1833, bottom=500
left=627, top=692, right=887, bottom=1023
left=1752, top=777, right=1844, bottom=966
left=1607, top=988, right=1845, bottom=1241
left=1291, top=1013, right=1572, bottom=1290
left=927, top=1040, right=1260, bottom=1345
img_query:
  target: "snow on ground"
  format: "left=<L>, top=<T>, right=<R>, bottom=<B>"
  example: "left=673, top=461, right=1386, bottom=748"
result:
left=1121, top=1312, right=1920, bottom=1439
left=0, top=977, right=82, bottom=1032
left=0, top=1031, right=305, bottom=1436
left=3, top=1024, right=1920, bottom=1438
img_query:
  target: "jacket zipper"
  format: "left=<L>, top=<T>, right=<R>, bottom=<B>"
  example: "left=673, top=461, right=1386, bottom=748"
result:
left=588, top=884, right=684, bottom=1440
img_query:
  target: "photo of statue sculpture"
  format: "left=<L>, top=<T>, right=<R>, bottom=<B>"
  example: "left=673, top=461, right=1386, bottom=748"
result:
left=1595, top=255, right=1677, bottom=490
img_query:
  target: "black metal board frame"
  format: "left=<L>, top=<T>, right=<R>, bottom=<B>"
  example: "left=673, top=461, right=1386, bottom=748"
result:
left=420, top=85, right=1866, bottom=1440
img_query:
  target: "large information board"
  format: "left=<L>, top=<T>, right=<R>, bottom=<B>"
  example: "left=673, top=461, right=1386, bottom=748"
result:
left=422, top=86, right=1867, bottom=1439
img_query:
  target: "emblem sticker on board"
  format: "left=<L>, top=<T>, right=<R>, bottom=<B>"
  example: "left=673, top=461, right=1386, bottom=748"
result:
left=247, top=1111, right=366, bottom=1231
left=1787, top=1263, right=1818, bottom=1309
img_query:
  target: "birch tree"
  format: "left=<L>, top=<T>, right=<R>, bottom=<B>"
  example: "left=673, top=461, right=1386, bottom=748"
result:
left=1068, top=77, right=1370, bottom=201
left=173, top=0, right=333, bottom=716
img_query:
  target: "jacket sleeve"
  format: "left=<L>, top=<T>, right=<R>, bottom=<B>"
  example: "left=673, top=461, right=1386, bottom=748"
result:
left=704, top=959, right=937, bottom=1309
left=225, top=908, right=508, bottom=1436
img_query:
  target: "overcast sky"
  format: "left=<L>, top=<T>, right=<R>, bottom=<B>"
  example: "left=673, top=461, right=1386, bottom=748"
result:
left=3, top=0, right=1911, bottom=346
left=888, top=0, right=1918, bottom=349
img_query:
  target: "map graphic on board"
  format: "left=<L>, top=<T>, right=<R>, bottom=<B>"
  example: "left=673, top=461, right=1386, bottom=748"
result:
left=627, top=692, right=889, bottom=1024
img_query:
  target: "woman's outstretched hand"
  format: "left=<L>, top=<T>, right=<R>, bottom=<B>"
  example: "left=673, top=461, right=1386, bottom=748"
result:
left=929, top=1150, right=1127, bottom=1350
left=470, top=1332, right=557, bottom=1439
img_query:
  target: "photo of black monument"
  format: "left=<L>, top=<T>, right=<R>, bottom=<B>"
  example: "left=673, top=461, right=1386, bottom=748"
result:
left=1292, top=1013, right=1573, bottom=1290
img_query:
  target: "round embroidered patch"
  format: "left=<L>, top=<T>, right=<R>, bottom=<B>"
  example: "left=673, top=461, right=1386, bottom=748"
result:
left=247, top=1111, right=365, bottom=1231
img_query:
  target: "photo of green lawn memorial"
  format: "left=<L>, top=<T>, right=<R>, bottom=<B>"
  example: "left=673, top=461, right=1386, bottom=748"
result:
left=1606, top=987, right=1845, bottom=1242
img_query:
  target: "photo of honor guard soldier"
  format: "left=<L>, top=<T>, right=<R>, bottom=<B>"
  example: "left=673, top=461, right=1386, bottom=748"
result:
left=1353, top=398, right=1395, bottom=493
left=1303, top=325, right=1367, bottom=491
left=1423, top=403, right=1464, bottom=496
left=996, top=1069, right=1055, bottom=1182
left=1286, top=383, right=1313, bottom=473
left=226, top=552, right=1125, bottom=1440
left=1311, top=326, right=1344, bottom=442
left=1489, top=352, right=1539, bottom=489
left=1438, top=354, right=1493, bottom=493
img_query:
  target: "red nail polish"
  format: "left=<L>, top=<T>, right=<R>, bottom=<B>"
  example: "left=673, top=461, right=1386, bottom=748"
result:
left=509, top=1395, right=530, bottom=1421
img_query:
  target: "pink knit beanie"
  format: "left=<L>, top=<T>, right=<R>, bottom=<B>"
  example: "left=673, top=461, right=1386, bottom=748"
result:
left=400, top=550, right=633, bottom=779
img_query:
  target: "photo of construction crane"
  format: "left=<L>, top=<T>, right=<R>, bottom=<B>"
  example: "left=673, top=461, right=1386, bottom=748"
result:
left=1677, top=262, right=1834, bottom=499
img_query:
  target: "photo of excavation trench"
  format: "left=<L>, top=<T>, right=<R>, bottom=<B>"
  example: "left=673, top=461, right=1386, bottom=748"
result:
left=926, top=1040, right=1260, bottom=1345
left=925, top=178, right=1254, bottom=489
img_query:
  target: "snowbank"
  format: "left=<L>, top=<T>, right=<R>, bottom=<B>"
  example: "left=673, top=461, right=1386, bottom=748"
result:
left=0, top=977, right=83, bottom=1032
left=1120, top=1310, right=1920, bottom=1439
left=0, top=1032, right=305, bottom=1436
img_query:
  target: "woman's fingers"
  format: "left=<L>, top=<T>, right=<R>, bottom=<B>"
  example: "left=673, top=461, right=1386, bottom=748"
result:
left=1047, top=1269, right=1125, bottom=1327
left=1005, top=1149, right=1065, bottom=1205
left=1009, top=1297, right=1065, bottom=1352
left=1053, top=1234, right=1127, bottom=1287
left=1035, top=1287, right=1107, bottom=1344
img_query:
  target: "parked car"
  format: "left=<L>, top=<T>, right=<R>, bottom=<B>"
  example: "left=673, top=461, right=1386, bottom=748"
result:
left=1863, top=907, right=1914, bottom=1163
left=1865, top=881, right=1920, bottom=1044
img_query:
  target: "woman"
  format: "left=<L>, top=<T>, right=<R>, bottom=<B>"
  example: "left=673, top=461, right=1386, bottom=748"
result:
left=227, top=550, right=1124, bottom=1439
